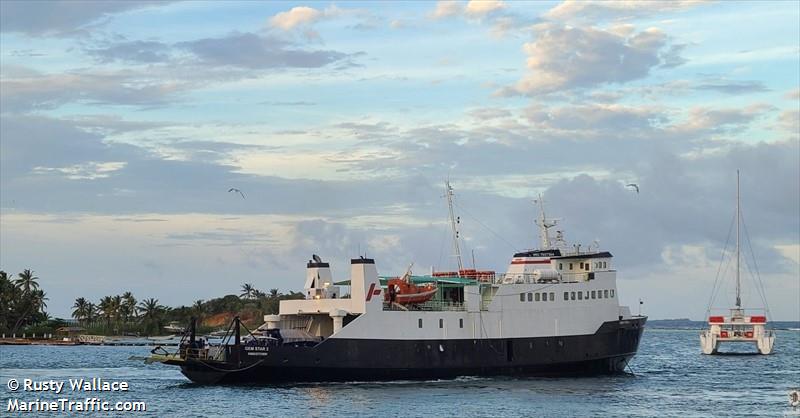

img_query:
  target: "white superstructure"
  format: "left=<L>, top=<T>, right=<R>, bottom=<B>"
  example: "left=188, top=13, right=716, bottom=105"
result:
left=269, top=195, right=638, bottom=344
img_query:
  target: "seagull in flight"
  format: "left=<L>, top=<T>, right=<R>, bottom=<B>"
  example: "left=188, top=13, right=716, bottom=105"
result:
left=625, top=183, right=640, bottom=194
left=228, top=188, right=246, bottom=199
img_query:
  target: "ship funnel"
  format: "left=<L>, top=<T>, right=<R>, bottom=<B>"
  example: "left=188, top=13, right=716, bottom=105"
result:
left=350, top=257, right=381, bottom=313
left=304, top=256, right=335, bottom=300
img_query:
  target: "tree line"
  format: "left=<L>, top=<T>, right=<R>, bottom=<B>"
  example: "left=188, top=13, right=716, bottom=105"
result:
left=0, top=269, right=304, bottom=336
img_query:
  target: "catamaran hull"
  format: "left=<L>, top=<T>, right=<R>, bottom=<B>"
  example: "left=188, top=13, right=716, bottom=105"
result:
left=174, top=317, right=645, bottom=384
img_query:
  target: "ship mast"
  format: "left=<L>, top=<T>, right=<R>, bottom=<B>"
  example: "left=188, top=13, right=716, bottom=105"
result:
left=534, top=194, right=558, bottom=250
left=735, top=169, right=741, bottom=309
left=445, top=180, right=464, bottom=272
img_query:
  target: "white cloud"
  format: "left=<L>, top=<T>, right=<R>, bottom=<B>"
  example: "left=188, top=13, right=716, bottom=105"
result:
left=545, top=0, right=708, bottom=22
left=269, top=6, right=323, bottom=30
left=33, top=161, right=127, bottom=180
left=430, top=0, right=464, bottom=19
left=465, top=0, right=506, bottom=17
left=509, top=23, right=681, bottom=95
left=775, top=244, right=800, bottom=265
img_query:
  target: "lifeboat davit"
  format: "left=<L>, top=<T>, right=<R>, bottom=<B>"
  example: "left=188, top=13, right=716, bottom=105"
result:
left=384, top=263, right=437, bottom=305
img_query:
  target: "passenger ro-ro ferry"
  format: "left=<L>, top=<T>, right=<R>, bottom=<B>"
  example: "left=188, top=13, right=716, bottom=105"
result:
left=152, top=192, right=647, bottom=384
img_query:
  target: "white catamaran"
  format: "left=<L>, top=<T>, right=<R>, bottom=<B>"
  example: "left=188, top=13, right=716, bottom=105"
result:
left=700, top=171, right=775, bottom=355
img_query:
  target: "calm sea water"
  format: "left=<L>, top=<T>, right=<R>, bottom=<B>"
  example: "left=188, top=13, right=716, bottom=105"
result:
left=1, top=329, right=798, bottom=417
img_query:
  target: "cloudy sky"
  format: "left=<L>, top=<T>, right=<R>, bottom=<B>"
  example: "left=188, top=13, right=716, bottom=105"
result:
left=1, top=0, right=798, bottom=320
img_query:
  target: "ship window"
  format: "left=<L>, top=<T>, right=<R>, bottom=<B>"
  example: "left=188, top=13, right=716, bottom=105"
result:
left=569, top=263, right=573, bottom=270
left=439, top=318, right=444, bottom=328
left=604, top=290, right=609, bottom=298
left=579, top=262, right=584, bottom=269
left=603, top=262, right=607, bottom=268
left=578, top=292, right=583, bottom=300
left=418, top=318, right=423, bottom=328
left=549, top=292, right=555, bottom=301
left=611, top=289, right=615, bottom=298
left=520, top=293, right=525, bottom=302
left=527, top=292, right=533, bottom=302
left=585, top=291, right=589, bottom=299
left=564, top=292, right=569, bottom=301
left=459, top=318, right=464, bottom=328
left=535, top=293, right=541, bottom=302
left=585, top=263, right=590, bottom=271
left=559, top=263, right=563, bottom=270
left=591, top=290, right=596, bottom=299
left=571, top=292, right=576, bottom=300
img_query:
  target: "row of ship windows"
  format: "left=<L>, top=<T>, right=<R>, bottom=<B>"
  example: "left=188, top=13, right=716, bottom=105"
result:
left=519, top=289, right=615, bottom=302
left=559, top=261, right=608, bottom=271
left=418, top=318, right=464, bottom=329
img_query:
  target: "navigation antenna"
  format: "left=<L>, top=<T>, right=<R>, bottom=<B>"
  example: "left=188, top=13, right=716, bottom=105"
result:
left=533, top=194, right=559, bottom=250
left=445, top=180, right=464, bottom=272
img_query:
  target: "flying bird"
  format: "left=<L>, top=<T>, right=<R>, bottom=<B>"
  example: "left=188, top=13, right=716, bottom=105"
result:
left=625, top=183, right=639, bottom=194
left=228, top=188, right=246, bottom=199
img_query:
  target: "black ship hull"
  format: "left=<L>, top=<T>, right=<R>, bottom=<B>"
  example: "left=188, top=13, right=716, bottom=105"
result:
left=170, top=317, right=646, bottom=384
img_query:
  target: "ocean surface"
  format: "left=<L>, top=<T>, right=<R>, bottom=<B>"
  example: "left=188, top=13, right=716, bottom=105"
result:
left=1, top=329, right=798, bottom=417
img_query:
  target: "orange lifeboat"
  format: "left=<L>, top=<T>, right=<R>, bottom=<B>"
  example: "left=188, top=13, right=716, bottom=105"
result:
left=384, top=279, right=437, bottom=305
left=384, top=263, right=437, bottom=305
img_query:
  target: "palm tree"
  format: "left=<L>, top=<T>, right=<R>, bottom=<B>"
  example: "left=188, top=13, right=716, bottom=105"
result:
left=269, top=288, right=280, bottom=299
left=86, top=302, right=97, bottom=324
left=14, top=269, right=39, bottom=294
left=31, top=290, right=47, bottom=312
left=253, top=289, right=266, bottom=299
left=72, top=297, right=91, bottom=323
left=121, top=292, right=137, bottom=322
left=192, top=300, right=205, bottom=320
left=138, top=298, right=166, bottom=334
left=98, top=296, right=115, bottom=327
left=240, top=283, right=255, bottom=299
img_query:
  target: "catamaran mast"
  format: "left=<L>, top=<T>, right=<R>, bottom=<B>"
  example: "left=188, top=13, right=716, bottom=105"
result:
left=736, top=169, right=741, bottom=308
left=445, top=180, right=464, bottom=272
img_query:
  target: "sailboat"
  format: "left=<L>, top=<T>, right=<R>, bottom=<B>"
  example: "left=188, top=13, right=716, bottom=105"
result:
left=700, top=171, right=775, bottom=355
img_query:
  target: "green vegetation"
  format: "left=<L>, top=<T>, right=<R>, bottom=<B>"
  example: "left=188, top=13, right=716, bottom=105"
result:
left=0, top=269, right=49, bottom=335
left=0, top=268, right=303, bottom=337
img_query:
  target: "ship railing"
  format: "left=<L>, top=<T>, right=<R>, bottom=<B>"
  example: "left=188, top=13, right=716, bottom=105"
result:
left=383, top=300, right=466, bottom=312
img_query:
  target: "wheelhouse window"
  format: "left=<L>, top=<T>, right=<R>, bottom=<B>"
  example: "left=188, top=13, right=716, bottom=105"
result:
left=563, top=292, right=569, bottom=301
left=578, top=292, right=583, bottom=300
left=535, top=293, right=541, bottom=302
left=527, top=292, right=533, bottom=302
left=611, top=289, right=615, bottom=298
left=569, top=263, right=573, bottom=270
left=549, top=292, right=555, bottom=301
left=520, top=293, right=525, bottom=302
left=570, top=291, right=576, bottom=300
left=579, top=262, right=584, bottom=269
left=559, top=263, right=563, bottom=270
left=591, top=290, right=596, bottom=299
left=585, top=264, right=590, bottom=271
left=604, top=290, right=609, bottom=298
